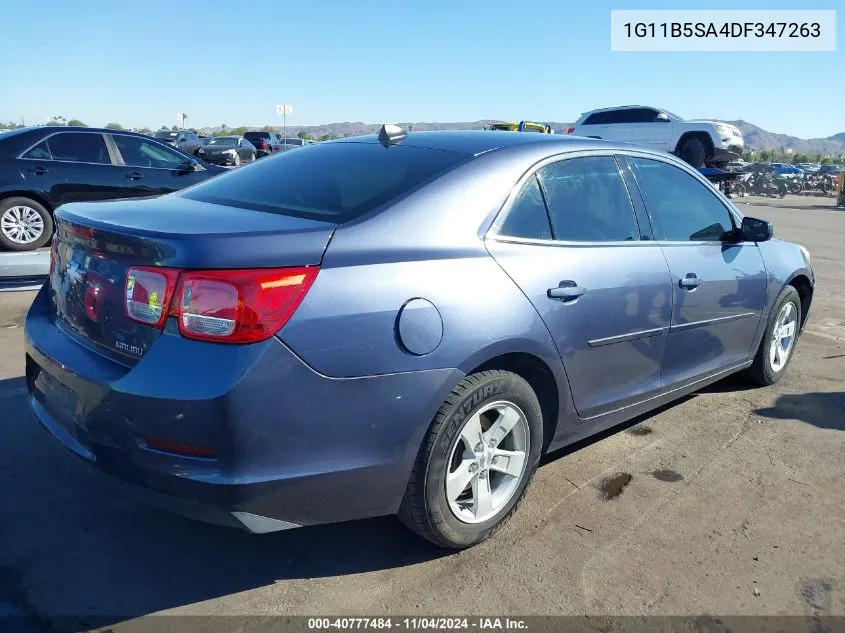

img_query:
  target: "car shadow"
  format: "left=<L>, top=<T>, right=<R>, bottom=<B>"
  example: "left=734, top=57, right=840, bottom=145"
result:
left=755, top=391, right=845, bottom=431
left=0, top=376, right=448, bottom=627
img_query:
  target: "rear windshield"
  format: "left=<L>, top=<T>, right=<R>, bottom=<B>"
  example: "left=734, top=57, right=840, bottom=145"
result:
left=244, top=132, right=268, bottom=141
left=181, top=141, right=469, bottom=222
left=154, top=131, right=177, bottom=138
left=208, top=137, right=238, bottom=146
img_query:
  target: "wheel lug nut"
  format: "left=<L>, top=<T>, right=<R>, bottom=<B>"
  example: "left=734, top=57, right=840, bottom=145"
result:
left=479, top=470, right=487, bottom=479
left=491, top=456, right=498, bottom=465
left=474, top=443, right=484, bottom=453
left=469, top=463, right=478, bottom=473
left=488, top=439, right=496, bottom=448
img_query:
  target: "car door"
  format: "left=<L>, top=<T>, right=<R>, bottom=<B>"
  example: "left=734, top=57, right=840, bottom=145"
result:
left=485, top=154, right=674, bottom=418
left=20, top=131, right=124, bottom=206
left=627, top=108, right=673, bottom=151
left=624, top=155, right=768, bottom=386
left=108, top=133, right=210, bottom=198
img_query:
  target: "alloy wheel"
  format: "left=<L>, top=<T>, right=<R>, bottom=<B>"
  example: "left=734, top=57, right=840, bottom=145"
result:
left=769, top=301, right=798, bottom=372
left=445, top=400, right=530, bottom=524
left=1, top=205, right=44, bottom=245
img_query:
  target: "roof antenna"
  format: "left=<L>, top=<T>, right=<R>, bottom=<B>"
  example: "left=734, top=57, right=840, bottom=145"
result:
left=378, top=124, right=407, bottom=147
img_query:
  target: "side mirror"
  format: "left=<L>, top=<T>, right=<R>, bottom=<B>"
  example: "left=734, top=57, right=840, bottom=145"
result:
left=178, top=158, right=200, bottom=172
left=655, top=112, right=670, bottom=122
left=741, top=216, right=773, bottom=242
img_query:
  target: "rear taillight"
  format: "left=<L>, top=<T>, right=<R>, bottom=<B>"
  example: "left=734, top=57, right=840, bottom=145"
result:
left=124, top=266, right=319, bottom=344
left=125, top=266, right=181, bottom=328
left=261, top=139, right=268, bottom=149
left=175, top=267, right=319, bottom=343
left=565, top=127, right=575, bottom=135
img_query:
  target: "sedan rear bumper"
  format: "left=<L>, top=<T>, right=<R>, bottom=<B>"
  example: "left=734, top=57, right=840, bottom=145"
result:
left=25, top=286, right=462, bottom=530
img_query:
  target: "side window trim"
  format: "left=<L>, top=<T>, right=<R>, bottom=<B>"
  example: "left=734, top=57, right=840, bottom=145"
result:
left=487, top=150, right=655, bottom=247
left=622, top=152, right=739, bottom=244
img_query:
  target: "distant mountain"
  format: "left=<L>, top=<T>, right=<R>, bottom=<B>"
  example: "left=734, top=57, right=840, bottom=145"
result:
left=725, top=120, right=845, bottom=155
left=198, top=119, right=845, bottom=156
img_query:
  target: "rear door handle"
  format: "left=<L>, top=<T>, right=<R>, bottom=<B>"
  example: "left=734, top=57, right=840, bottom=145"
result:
left=127, top=171, right=143, bottom=181
left=548, top=281, right=586, bottom=301
left=31, top=166, right=49, bottom=175
left=679, top=274, right=700, bottom=289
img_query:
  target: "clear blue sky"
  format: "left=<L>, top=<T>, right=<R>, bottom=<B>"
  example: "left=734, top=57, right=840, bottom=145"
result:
left=2, top=0, right=842, bottom=137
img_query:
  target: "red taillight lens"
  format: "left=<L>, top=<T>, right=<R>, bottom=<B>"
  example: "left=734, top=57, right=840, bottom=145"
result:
left=174, top=267, right=319, bottom=343
left=261, top=139, right=268, bottom=149
left=566, top=127, right=575, bottom=135
left=125, top=266, right=181, bottom=328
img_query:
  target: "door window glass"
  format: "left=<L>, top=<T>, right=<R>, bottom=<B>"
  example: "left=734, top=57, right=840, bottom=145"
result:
left=629, top=158, right=735, bottom=241
left=22, top=140, right=51, bottom=160
left=538, top=157, right=639, bottom=242
left=113, top=135, right=187, bottom=168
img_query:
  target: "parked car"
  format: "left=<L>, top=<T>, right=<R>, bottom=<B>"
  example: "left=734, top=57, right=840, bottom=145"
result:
left=276, top=137, right=314, bottom=151
left=25, top=129, right=814, bottom=549
left=196, top=136, right=257, bottom=166
left=770, top=163, right=804, bottom=176
left=0, top=127, right=224, bottom=251
left=566, top=106, right=744, bottom=168
left=819, top=164, right=845, bottom=174
left=244, top=131, right=284, bottom=158
left=152, top=130, right=204, bottom=155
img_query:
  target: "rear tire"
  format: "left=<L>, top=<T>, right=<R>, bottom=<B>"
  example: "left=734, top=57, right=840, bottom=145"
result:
left=743, top=286, right=801, bottom=386
left=679, top=138, right=707, bottom=168
left=398, top=370, right=543, bottom=549
left=0, top=197, right=53, bottom=252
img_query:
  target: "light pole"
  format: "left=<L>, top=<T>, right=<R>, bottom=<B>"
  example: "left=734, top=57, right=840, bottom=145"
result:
left=276, top=104, right=292, bottom=150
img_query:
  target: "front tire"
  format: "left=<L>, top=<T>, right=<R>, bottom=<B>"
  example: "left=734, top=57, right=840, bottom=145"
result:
left=399, top=370, right=543, bottom=549
left=233, top=154, right=241, bottom=167
left=0, top=197, right=53, bottom=251
left=744, top=286, right=801, bottom=386
left=679, top=138, right=707, bottom=168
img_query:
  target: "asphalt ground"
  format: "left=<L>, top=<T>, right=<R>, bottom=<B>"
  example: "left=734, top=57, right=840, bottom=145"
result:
left=0, top=195, right=842, bottom=632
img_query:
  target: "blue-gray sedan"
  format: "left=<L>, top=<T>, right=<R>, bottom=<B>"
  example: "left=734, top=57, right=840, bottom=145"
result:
left=24, top=128, right=815, bottom=548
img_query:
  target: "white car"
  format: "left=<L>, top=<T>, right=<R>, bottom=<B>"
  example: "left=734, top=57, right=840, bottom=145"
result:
left=566, top=105, right=744, bottom=168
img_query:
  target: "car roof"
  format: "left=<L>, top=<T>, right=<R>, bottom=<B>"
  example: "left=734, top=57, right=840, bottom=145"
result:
left=332, top=130, right=632, bottom=156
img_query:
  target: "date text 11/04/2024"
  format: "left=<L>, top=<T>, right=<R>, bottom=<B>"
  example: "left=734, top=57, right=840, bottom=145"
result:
left=623, top=22, right=821, bottom=38
left=307, top=617, right=529, bottom=630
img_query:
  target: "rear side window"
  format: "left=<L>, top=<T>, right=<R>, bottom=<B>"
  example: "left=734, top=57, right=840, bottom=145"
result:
left=182, top=142, right=469, bottom=221
left=46, top=133, right=111, bottom=164
left=583, top=111, right=624, bottom=125
left=537, top=156, right=639, bottom=242
left=498, top=176, right=552, bottom=240
left=22, top=140, right=51, bottom=160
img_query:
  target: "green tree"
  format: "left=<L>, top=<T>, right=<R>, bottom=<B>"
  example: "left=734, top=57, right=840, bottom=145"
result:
left=261, top=125, right=277, bottom=133
left=821, top=157, right=833, bottom=164
left=759, top=149, right=772, bottom=161
left=791, top=153, right=808, bottom=164
left=317, top=134, right=337, bottom=142
left=136, top=127, right=152, bottom=134
left=105, top=122, right=124, bottom=130
left=297, top=131, right=315, bottom=141
left=67, top=119, right=87, bottom=127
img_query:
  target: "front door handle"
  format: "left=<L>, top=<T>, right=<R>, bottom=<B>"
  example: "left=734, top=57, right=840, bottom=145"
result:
left=548, top=281, right=586, bottom=301
left=127, top=171, right=143, bottom=181
left=679, top=274, right=700, bottom=289
left=31, top=166, right=49, bottom=175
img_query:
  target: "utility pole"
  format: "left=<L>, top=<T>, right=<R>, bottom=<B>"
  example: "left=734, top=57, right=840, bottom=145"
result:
left=276, top=104, right=292, bottom=150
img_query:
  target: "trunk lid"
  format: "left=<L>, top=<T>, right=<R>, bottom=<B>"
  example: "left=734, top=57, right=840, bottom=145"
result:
left=48, top=196, right=335, bottom=364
